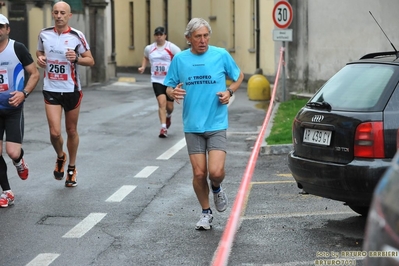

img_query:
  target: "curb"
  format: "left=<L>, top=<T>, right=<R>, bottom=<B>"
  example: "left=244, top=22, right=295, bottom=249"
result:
left=260, top=144, right=293, bottom=155
left=251, top=101, right=293, bottom=156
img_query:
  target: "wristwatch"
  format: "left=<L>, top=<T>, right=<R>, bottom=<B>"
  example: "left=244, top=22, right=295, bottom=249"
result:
left=227, top=88, right=234, bottom=97
left=22, top=89, right=29, bottom=98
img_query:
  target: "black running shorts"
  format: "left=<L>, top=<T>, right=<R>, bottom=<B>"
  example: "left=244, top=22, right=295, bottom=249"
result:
left=152, top=82, right=174, bottom=102
left=0, top=108, right=24, bottom=143
left=43, top=90, right=83, bottom=112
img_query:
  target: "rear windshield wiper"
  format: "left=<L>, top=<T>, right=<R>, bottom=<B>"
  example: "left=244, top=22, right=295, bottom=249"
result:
left=306, top=101, right=332, bottom=111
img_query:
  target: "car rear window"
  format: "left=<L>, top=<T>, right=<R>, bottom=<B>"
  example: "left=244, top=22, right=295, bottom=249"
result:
left=310, top=64, right=398, bottom=111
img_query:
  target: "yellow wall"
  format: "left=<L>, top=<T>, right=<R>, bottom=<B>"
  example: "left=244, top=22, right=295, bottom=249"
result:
left=28, top=8, right=40, bottom=56
left=259, top=0, right=275, bottom=75
left=114, top=0, right=144, bottom=67
left=12, top=0, right=277, bottom=78
left=26, top=3, right=55, bottom=60
left=113, top=0, right=276, bottom=76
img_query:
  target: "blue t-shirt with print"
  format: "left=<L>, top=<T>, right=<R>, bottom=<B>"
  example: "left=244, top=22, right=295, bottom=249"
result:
left=164, top=45, right=241, bottom=133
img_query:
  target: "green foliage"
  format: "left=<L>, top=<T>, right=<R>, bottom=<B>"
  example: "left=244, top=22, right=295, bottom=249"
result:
left=265, top=98, right=309, bottom=145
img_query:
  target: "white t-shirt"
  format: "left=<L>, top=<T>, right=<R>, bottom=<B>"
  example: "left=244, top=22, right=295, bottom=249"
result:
left=37, top=26, right=91, bottom=92
left=144, top=41, right=181, bottom=84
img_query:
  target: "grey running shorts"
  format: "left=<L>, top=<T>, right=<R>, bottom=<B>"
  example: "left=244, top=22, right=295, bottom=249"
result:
left=185, top=130, right=227, bottom=155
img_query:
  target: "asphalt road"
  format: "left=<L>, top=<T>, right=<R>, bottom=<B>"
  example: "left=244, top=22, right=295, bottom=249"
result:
left=0, top=74, right=367, bottom=266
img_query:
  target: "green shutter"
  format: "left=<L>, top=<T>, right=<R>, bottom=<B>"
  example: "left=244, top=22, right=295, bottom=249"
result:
left=54, top=0, right=84, bottom=13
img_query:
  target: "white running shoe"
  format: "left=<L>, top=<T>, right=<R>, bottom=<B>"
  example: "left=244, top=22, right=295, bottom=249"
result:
left=0, top=190, right=15, bottom=208
left=213, top=186, right=228, bottom=212
left=195, top=212, right=213, bottom=230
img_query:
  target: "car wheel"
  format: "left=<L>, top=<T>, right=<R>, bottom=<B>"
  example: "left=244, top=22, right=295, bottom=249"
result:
left=348, top=205, right=370, bottom=216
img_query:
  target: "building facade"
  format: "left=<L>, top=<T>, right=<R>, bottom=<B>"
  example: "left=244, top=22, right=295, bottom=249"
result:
left=2, top=0, right=399, bottom=97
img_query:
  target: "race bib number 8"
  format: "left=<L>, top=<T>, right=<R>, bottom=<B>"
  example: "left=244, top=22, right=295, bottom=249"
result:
left=0, top=69, right=9, bottom=92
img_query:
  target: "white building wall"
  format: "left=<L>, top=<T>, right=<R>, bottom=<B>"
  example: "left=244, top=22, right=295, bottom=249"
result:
left=291, top=0, right=399, bottom=93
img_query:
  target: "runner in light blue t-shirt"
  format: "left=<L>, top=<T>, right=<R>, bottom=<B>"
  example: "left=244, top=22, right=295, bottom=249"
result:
left=164, top=45, right=241, bottom=133
left=164, top=18, right=244, bottom=231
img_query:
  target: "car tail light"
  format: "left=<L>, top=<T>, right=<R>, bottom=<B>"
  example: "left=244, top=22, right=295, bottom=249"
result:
left=354, top=122, right=384, bottom=158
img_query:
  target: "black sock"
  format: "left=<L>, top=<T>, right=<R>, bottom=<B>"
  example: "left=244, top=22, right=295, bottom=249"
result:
left=68, top=165, right=75, bottom=171
left=211, top=184, right=220, bottom=193
left=0, top=156, right=10, bottom=191
left=202, top=208, right=212, bottom=214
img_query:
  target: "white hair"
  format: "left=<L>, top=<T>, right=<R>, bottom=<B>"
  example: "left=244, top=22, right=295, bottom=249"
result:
left=184, top=18, right=212, bottom=38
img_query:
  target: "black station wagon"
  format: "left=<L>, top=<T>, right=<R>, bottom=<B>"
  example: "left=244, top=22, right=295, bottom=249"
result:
left=288, top=51, right=399, bottom=216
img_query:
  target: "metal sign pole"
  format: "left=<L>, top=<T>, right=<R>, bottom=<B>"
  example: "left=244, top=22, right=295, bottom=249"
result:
left=272, top=1, right=292, bottom=102
left=282, top=41, right=286, bottom=101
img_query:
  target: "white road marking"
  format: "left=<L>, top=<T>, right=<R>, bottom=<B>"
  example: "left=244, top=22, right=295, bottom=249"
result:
left=105, top=185, right=137, bottom=202
left=26, top=253, right=60, bottom=266
left=134, top=166, right=159, bottom=178
left=156, top=138, right=186, bottom=160
left=62, top=213, right=107, bottom=238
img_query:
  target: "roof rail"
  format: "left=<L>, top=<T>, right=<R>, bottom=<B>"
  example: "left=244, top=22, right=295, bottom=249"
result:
left=360, top=51, right=398, bottom=59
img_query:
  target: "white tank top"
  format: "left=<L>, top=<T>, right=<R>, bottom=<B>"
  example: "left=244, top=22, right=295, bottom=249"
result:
left=0, top=39, right=27, bottom=109
left=148, top=41, right=174, bottom=84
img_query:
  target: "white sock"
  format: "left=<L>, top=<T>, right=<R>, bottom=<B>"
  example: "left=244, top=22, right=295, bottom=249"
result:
left=162, top=124, right=167, bottom=128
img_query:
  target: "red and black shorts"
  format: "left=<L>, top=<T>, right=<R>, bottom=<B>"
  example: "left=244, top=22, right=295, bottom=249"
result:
left=43, top=90, right=83, bottom=112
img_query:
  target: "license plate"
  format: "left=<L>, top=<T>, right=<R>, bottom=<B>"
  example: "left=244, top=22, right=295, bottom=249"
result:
left=303, top=128, right=332, bottom=146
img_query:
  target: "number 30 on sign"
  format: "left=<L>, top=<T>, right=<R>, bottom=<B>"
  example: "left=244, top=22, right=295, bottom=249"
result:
left=272, top=1, right=293, bottom=29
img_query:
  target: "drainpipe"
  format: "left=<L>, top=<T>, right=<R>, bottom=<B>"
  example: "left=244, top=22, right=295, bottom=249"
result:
left=255, top=0, right=260, bottom=70
left=111, top=0, right=115, bottom=62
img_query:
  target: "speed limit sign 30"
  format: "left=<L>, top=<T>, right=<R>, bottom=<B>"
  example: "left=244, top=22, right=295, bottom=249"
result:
left=272, top=1, right=293, bottom=29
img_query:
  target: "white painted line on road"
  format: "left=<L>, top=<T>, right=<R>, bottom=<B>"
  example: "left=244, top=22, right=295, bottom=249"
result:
left=26, top=253, right=60, bottom=266
left=62, top=213, right=107, bottom=238
left=105, top=185, right=137, bottom=202
left=134, top=166, right=158, bottom=178
left=242, top=211, right=354, bottom=220
left=157, top=138, right=186, bottom=160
